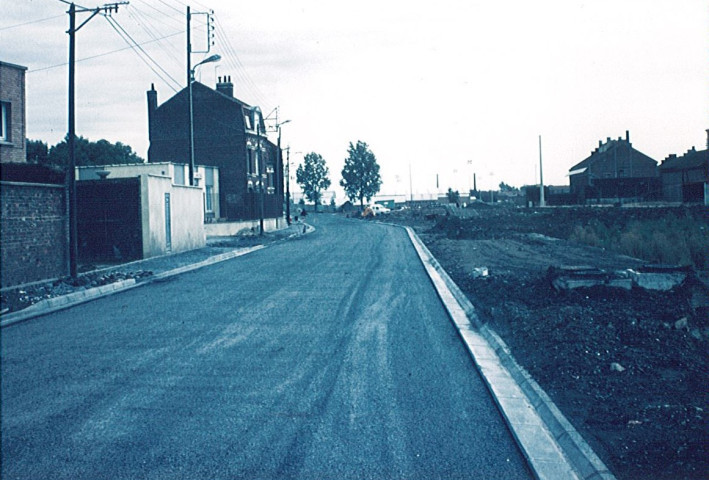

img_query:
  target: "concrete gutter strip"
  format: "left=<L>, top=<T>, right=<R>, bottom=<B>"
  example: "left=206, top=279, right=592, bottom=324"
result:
left=405, top=226, right=616, bottom=480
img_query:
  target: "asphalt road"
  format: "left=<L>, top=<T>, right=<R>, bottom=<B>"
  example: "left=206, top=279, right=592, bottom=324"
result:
left=1, top=214, right=532, bottom=479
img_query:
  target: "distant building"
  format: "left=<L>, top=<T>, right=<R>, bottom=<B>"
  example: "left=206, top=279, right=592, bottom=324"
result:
left=0, top=61, right=27, bottom=163
left=659, top=131, right=709, bottom=204
left=568, top=131, right=659, bottom=204
left=146, top=77, right=283, bottom=222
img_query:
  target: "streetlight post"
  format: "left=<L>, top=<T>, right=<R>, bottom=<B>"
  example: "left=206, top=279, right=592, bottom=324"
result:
left=187, top=48, right=220, bottom=186
left=275, top=119, right=291, bottom=224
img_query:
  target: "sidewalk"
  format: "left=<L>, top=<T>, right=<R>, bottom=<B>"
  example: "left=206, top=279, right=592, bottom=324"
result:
left=0, top=222, right=311, bottom=327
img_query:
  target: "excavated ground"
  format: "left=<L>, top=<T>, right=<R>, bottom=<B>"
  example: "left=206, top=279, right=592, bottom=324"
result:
left=387, top=204, right=708, bottom=480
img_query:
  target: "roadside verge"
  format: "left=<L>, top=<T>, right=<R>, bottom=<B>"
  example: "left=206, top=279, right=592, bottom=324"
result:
left=405, top=225, right=616, bottom=480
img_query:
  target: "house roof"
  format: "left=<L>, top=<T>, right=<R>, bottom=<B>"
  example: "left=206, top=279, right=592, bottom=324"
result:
left=158, top=81, right=252, bottom=110
left=569, top=137, right=656, bottom=172
left=660, top=148, right=708, bottom=171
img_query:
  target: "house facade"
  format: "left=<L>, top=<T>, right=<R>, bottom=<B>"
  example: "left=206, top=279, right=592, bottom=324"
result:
left=659, top=132, right=709, bottom=204
left=146, top=77, right=283, bottom=222
left=0, top=61, right=27, bottom=163
left=568, top=131, right=659, bottom=204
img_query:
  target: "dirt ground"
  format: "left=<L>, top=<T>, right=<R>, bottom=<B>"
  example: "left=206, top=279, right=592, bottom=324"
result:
left=387, top=204, right=709, bottom=480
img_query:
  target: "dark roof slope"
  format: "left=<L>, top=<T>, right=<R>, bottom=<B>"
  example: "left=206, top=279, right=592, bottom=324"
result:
left=660, top=148, right=708, bottom=171
left=569, top=138, right=656, bottom=172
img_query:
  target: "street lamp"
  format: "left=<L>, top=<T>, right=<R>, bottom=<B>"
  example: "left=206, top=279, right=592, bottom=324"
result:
left=187, top=53, right=221, bottom=186
left=275, top=119, right=291, bottom=224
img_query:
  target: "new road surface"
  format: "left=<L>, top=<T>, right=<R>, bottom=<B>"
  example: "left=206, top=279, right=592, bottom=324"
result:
left=1, top=215, right=532, bottom=479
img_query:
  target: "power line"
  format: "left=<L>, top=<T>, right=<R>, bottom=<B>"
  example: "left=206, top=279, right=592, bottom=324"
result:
left=127, top=6, right=183, bottom=69
left=0, top=14, right=64, bottom=31
left=29, top=29, right=183, bottom=73
left=104, top=15, right=181, bottom=91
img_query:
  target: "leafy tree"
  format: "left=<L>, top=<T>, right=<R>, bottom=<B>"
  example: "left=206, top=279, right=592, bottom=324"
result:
left=446, top=188, right=460, bottom=204
left=499, top=181, right=518, bottom=193
left=26, top=139, right=49, bottom=164
left=340, top=140, right=381, bottom=207
left=46, top=135, right=143, bottom=167
left=296, top=152, right=331, bottom=212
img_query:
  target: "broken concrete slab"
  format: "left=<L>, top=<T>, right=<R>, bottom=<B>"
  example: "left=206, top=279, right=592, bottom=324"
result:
left=548, top=266, right=633, bottom=292
left=629, top=265, right=691, bottom=291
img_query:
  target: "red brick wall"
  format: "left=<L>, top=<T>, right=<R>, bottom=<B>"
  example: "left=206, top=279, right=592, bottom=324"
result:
left=1, top=182, right=68, bottom=287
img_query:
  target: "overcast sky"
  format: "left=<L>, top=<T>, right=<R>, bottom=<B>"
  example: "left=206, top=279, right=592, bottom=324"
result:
left=3, top=0, right=708, bottom=199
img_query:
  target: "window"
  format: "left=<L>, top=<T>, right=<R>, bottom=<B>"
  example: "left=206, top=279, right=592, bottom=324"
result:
left=174, top=165, right=186, bottom=185
left=205, top=185, right=214, bottom=212
left=247, top=149, right=255, bottom=175
left=244, top=114, right=252, bottom=130
left=0, top=102, right=8, bottom=142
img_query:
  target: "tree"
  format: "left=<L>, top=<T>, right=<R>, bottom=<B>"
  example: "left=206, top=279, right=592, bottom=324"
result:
left=46, top=135, right=143, bottom=167
left=340, top=140, right=381, bottom=208
left=499, top=181, right=518, bottom=193
left=296, top=152, right=331, bottom=212
left=446, top=188, right=460, bottom=204
left=26, top=139, right=49, bottom=164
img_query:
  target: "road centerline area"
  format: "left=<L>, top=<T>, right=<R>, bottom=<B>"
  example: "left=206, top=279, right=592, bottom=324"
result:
left=2, top=214, right=532, bottom=480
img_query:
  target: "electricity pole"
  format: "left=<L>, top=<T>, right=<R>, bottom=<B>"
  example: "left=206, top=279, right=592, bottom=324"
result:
left=64, top=1, right=127, bottom=279
left=285, top=147, right=291, bottom=224
left=257, top=121, right=265, bottom=235
left=539, top=135, right=546, bottom=207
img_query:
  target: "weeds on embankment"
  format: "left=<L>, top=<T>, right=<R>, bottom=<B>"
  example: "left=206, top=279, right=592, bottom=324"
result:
left=569, top=210, right=709, bottom=269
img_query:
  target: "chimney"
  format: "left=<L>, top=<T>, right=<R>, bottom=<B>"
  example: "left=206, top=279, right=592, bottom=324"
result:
left=146, top=83, right=158, bottom=158
left=625, top=130, right=630, bottom=143
left=216, top=75, right=233, bottom=97
left=706, top=129, right=709, bottom=150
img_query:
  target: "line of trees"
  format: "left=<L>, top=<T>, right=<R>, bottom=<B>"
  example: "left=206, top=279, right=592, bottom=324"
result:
left=296, top=140, right=382, bottom=211
left=26, top=136, right=144, bottom=167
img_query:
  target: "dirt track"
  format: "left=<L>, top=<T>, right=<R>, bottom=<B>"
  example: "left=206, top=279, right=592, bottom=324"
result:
left=387, top=204, right=709, bottom=480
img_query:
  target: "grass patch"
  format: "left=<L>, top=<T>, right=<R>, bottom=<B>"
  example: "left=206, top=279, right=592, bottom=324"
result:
left=569, top=210, right=709, bottom=269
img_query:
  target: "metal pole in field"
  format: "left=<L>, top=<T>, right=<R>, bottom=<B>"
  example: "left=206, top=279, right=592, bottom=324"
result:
left=539, top=135, right=546, bottom=207
left=409, top=163, right=413, bottom=203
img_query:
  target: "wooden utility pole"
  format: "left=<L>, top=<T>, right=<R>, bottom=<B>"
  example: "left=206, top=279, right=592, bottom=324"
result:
left=65, top=1, right=127, bottom=279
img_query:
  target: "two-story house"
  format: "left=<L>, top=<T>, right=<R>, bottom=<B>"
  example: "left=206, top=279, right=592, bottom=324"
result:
left=568, top=131, right=660, bottom=204
left=659, top=131, right=709, bottom=204
left=146, top=77, right=283, bottom=224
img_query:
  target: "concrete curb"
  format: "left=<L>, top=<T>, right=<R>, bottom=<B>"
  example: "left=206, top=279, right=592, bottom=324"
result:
left=404, top=226, right=616, bottom=480
left=1, top=221, right=318, bottom=329
left=0, top=245, right=269, bottom=329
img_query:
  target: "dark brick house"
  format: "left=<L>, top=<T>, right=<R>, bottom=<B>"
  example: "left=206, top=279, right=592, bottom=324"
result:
left=659, top=133, right=709, bottom=203
left=147, top=77, right=283, bottom=221
left=568, top=131, right=660, bottom=203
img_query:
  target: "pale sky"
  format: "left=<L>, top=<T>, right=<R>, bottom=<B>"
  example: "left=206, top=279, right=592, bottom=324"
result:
left=2, top=0, right=708, bottom=200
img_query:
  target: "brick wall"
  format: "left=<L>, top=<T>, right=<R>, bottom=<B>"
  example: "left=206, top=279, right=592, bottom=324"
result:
left=1, top=181, right=68, bottom=288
